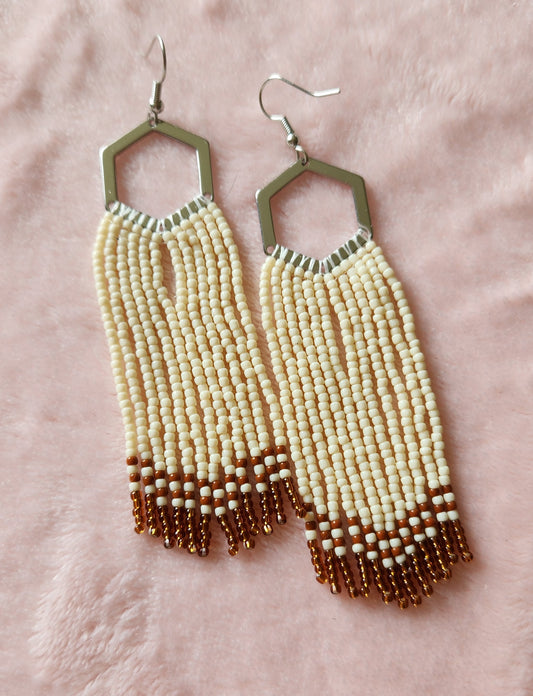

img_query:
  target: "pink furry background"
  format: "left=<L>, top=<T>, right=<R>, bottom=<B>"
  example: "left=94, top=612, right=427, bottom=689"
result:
left=1, top=1, right=532, bottom=694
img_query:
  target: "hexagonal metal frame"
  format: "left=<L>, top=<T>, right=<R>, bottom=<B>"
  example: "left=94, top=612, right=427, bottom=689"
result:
left=256, top=157, right=372, bottom=270
left=100, top=119, right=213, bottom=211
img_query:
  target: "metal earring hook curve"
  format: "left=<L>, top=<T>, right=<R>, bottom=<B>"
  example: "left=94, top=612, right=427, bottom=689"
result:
left=258, top=74, right=340, bottom=122
left=145, top=34, right=167, bottom=123
left=259, top=74, right=340, bottom=163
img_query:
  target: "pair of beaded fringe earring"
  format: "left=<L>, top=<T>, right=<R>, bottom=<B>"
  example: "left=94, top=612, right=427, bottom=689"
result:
left=93, top=40, right=472, bottom=608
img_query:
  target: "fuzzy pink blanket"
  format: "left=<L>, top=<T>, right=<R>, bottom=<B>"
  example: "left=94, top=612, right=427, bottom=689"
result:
left=2, top=1, right=532, bottom=694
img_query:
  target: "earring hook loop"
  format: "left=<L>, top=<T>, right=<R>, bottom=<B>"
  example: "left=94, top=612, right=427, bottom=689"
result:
left=258, top=73, right=340, bottom=163
left=145, top=34, right=167, bottom=124
left=259, top=73, right=340, bottom=122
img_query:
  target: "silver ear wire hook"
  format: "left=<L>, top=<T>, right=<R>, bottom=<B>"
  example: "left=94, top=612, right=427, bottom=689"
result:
left=145, top=34, right=167, bottom=125
left=258, top=74, right=340, bottom=164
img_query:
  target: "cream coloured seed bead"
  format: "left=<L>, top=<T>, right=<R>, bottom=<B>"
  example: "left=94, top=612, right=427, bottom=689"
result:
left=115, top=225, right=152, bottom=456
left=347, top=255, right=417, bottom=507
left=207, top=253, right=271, bottom=449
left=299, top=272, right=347, bottom=520
left=127, top=230, right=168, bottom=473
left=261, top=257, right=312, bottom=501
left=165, top=224, right=213, bottom=487
left=370, top=245, right=449, bottom=483
left=283, top=265, right=329, bottom=512
left=209, top=204, right=286, bottom=450
left=95, top=219, right=138, bottom=455
left=324, top=272, right=385, bottom=523
left=141, top=236, right=188, bottom=471
left=364, top=251, right=438, bottom=488
left=186, top=224, right=235, bottom=468
left=333, top=261, right=410, bottom=521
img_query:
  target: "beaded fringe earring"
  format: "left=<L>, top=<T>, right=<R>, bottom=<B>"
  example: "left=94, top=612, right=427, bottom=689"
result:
left=256, top=75, right=472, bottom=608
left=93, top=39, right=303, bottom=556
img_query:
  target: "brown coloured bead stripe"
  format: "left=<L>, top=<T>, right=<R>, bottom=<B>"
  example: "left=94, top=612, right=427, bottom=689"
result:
left=232, top=506, right=254, bottom=549
left=173, top=506, right=187, bottom=548
left=355, top=553, right=371, bottom=597
left=387, top=566, right=408, bottom=610
left=369, top=559, right=393, bottom=604
left=185, top=508, right=197, bottom=554
left=258, top=491, right=273, bottom=534
left=197, top=513, right=211, bottom=557
left=242, top=492, right=260, bottom=536
left=216, top=513, right=239, bottom=556
left=324, top=549, right=341, bottom=595
left=281, top=476, right=306, bottom=517
left=263, top=448, right=286, bottom=524
left=450, top=519, right=473, bottom=562
left=410, top=550, right=433, bottom=597
left=270, top=483, right=286, bottom=524
left=399, top=564, right=422, bottom=606
left=183, top=473, right=195, bottom=501
left=145, top=495, right=160, bottom=536
left=130, top=490, right=144, bottom=534
left=158, top=505, right=175, bottom=549
left=337, top=555, right=358, bottom=599
left=429, top=536, right=451, bottom=580
left=418, top=539, right=439, bottom=582
left=439, top=521, right=459, bottom=564
left=307, top=539, right=328, bottom=584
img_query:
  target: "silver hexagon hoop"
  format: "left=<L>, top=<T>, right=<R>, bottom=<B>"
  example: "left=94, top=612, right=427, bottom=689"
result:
left=100, top=119, right=213, bottom=211
left=255, top=156, right=373, bottom=271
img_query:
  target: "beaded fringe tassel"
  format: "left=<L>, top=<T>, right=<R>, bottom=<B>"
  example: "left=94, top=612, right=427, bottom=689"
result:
left=260, top=239, right=472, bottom=607
left=93, top=197, right=304, bottom=556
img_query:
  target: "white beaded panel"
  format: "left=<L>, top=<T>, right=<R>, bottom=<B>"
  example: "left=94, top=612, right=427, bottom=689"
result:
left=94, top=200, right=285, bottom=509
left=260, top=240, right=451, bottom=557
